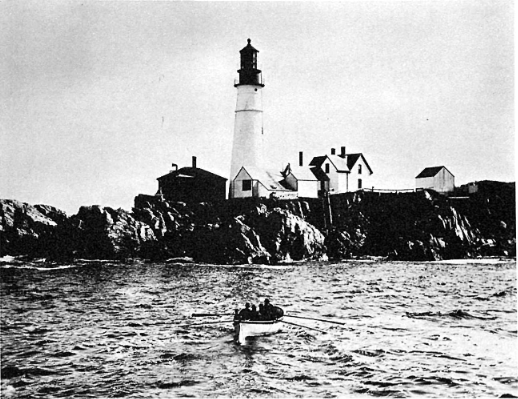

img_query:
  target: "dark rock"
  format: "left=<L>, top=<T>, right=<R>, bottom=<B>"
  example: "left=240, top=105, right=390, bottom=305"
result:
left=0, top=199, right=67, bottom=258
left=65, top=205, right=156, bottom=259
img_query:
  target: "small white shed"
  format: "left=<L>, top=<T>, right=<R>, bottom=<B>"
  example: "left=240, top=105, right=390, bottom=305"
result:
left=231, top=166, right=294, bottom=199
left=416, top=166, right=455, bottom=193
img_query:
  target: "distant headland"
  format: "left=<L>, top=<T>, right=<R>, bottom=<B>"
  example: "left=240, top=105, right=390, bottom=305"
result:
left=0, top=180, right=514, bottom=264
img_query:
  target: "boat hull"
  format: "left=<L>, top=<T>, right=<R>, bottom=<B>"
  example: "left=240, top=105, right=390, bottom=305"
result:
left=234, top=318, right=284, bottom=344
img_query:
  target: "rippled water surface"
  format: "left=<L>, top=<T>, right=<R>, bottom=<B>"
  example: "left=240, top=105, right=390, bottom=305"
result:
left=1, top=259, right=517, bottom=398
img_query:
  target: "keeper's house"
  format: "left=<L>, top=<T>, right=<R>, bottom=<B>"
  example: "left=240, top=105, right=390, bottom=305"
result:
left=157, top=157, right=227, bottom=203
left=415, top=166, right=455, bottom=193
left=309, top=147, right=373, bottom=195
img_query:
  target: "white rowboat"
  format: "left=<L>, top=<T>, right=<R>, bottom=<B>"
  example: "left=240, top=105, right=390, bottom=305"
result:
left=234, top=318, right=284, bottom=344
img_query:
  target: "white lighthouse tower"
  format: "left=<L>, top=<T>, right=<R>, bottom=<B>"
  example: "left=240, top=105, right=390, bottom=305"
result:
left=230, top=39, right=265, bottom=189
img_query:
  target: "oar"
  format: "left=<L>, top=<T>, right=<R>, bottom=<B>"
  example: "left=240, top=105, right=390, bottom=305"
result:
left=285, top=314, right=346, bottom=325
left=172, top=320, right=234, bottom=328
left=282, top=320, right=327, bottom=334
left=191, top=313, right=233, bottom=317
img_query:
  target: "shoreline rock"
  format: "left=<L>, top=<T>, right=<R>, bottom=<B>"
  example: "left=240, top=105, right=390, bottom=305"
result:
left=1, top=181, right=515, bottom=263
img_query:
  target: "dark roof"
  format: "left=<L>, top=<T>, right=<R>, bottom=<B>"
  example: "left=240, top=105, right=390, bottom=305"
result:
left=347, top=153, right=373, bottom=174
left=309, top=156, right=327, bottom=168
left=416, top=166, right=454, bottom=179
left=240, top=38, right=259, bottom=53
left=310, top=167, right=330, bottom=182
left=157, top=167, right=227, bottom=182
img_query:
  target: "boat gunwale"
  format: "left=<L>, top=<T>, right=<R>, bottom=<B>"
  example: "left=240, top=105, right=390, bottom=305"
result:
left=234, top=317, right=283, bottom=326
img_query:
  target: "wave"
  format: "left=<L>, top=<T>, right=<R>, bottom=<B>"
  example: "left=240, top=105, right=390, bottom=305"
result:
left=405, top=309, right=497, bottom=320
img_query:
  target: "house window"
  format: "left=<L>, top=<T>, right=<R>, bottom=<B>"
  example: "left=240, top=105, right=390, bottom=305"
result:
left=325, top=164, right=330, bottom=174
left=358, top=179, right=362, bottom=189
left=358, top=164, right=362, bottom=174
left=242, top=180, right=252, bottom=191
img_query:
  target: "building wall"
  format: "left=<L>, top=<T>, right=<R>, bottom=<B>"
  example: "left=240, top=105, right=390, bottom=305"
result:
left=416, top=168, right=455, bottom=192
left=230, top=85, right=264, bottom=181
left=416, top=176, right=434, bottom=191
left=284, top=174, right=297, bottom=191
left=323, top=161, right=341, bottom=193
left=348, top=157, right=372, bottom=191
left=232, top=168, right=255, bottom=198
left=298, top=180, right=319, bottom=198
left=159, top=176, right=226, bottom=203
left=433, top=168, right=455, bottom=192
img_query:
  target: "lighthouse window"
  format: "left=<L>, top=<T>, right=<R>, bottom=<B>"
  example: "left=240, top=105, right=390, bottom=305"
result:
left=358, top=179, right=362, bottom=189
left=325, top=164, right=330, bottom=174
left=242, top=180, right=252, bottom=191
left=358, top=164, right=362, bottom=174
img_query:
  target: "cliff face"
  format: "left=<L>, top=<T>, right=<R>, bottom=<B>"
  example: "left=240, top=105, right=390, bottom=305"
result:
left=0, top=181, right=514, bottom=263
left=0, top=200, right=68, bottom=258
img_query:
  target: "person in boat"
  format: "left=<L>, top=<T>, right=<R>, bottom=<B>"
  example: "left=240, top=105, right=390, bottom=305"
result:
left=250, top=304, right=259, bottom=320
left=258, top=303, right=266, bottom=320
left=238, top=303, right=252, bottom=321
left=263, top=299, right=284, bottom=320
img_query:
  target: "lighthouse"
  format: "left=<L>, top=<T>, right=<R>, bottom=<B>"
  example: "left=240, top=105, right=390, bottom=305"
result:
left=230, top=39, right=265, bottom=188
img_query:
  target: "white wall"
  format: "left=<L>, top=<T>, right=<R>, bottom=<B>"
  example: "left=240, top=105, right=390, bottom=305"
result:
left=416, top=176, right=434, bottom=190
left=230, top=85, right=264, bottom=181
left=298, top=180, right=319, bottom=198
left=348, top=157, right=372, bottom=191
left=416, top=168, right=454, bottom=192
left=434, top=168, right=455, bottom=192
left=232, top=168, right=254, bottom=198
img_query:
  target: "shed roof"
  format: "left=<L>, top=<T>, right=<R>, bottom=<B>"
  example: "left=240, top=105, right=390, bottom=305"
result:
left=416, top=166, right=454, bottom=179
left=287, top=166, right=319, bottom=181
left=157, top=167, right=227, bottom=182
left=237, top=166, right=290, bottom=191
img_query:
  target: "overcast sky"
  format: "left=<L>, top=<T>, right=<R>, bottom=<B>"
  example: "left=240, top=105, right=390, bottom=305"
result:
left=1, top=0, right=513, bottom=214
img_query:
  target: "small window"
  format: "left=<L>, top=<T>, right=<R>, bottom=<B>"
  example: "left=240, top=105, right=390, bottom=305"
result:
left=358, top=179, right=362, bottom=189
left=358, top=164, right=362, bottom=174
left=325, top=164, right=330, bottom=174
left=242, top=180, right=252, bottom=191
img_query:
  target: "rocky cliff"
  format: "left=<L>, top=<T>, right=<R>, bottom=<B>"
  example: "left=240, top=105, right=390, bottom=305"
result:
left=1, top=181, right=514, bottom=263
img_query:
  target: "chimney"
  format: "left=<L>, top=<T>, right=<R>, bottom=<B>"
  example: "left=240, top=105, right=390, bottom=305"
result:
left=192, top=156, right=197, bottom=168
left=331, top=148, right=336, bottom=155
left=340, top=146, right=346, bottom=158
left=299, top=151, right=304, bottom=167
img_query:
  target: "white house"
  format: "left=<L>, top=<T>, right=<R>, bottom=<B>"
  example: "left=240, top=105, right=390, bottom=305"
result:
left=309, top=147, right=373, bottom=194
left=416, top=166, right=455, bottom=193
left=231, top=166, right=296, bottom=199
left=281, top=164, right=320, bottom=198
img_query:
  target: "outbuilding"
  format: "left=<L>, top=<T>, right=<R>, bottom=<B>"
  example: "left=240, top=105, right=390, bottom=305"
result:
left=157, top=157, right=227, bottom=203
left=415, top=166, right=455, bottom=193
left=281, top=164, right=320, bottom=198
left=231, top=166, right=296, bottom=199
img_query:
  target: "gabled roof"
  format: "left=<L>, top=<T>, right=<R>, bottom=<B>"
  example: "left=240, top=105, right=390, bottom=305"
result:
left=309, top=155, right=349, bottom=172
left=346, top=153, right=373, bottom=175
left=157, top=167, right=227, bottom=182
left=287, top=166, right=319, bottom=181
left=416, top=166, right=454, bottom=179
left=236, top=166, right=290, bottom=191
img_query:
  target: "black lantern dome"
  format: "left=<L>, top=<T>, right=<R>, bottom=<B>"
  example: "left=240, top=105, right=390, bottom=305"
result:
left=235, top=39, right=264, bottom=87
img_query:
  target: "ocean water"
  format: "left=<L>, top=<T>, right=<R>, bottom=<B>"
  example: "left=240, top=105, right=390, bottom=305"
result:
left=0, top=258, right=516, bottom=398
